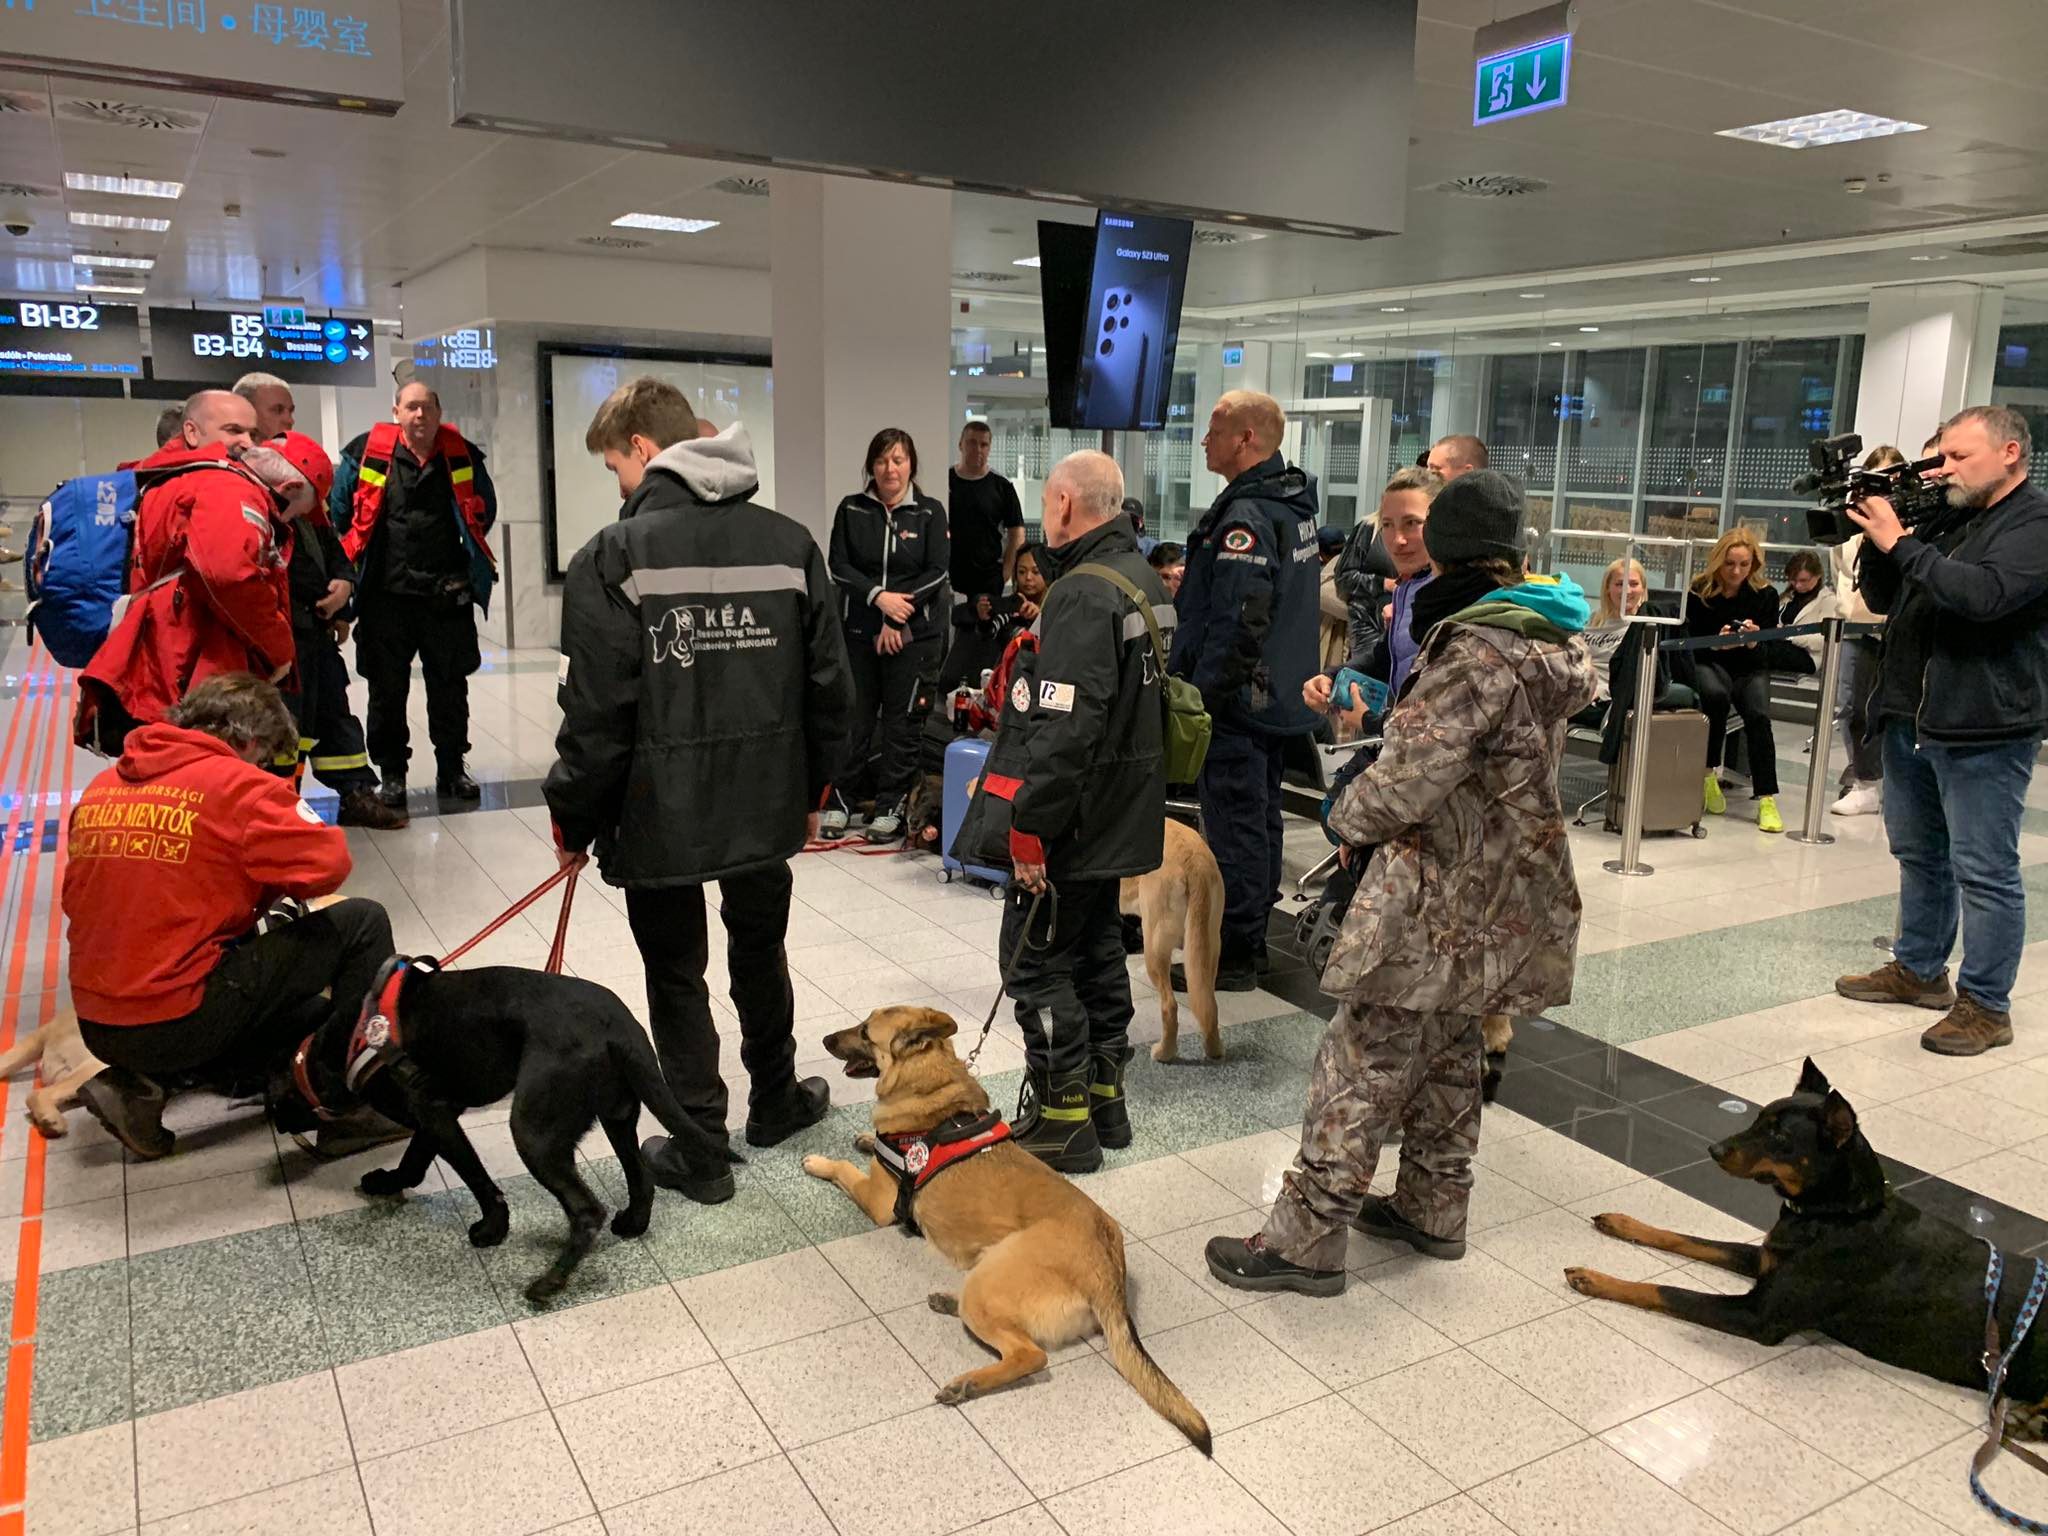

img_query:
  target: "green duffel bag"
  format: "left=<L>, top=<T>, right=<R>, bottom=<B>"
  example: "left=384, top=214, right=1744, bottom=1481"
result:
left=1070, top=562, right=1212, bottom=782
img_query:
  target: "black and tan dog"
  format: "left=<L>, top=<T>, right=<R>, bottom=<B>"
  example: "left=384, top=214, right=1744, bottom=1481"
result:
left=294, top=959, right=739, bottom=1303
left=1567, top=1058, right=2046, bottom=1435
left=804, top=1006, right=1212, bottom=1451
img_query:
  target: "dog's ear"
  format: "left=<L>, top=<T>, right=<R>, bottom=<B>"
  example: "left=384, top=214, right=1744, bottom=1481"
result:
left=1821, top=1088, right=1859, bottom=1150
left=1795, top=1057, right=1831, bottom=1097
left=895, top=1008, right=959, bottom=1053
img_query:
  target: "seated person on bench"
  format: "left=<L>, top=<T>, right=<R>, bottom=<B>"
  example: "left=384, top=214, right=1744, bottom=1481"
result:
left=1763, top=548, right=1837, bottom=676
left=61, top=673, right=394, bottom=1159
left=1577, top=557, right=1696, bottom=762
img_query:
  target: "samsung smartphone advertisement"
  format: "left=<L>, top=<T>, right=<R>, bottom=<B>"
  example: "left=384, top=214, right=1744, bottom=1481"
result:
left=1072, top=211, right=1193, bottom=432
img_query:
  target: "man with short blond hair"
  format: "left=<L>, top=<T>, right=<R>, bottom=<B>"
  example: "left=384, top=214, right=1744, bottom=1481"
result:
left=1170, top=389, right=1322, bottom=989
left=1426, top=434, right=1488, bottom=481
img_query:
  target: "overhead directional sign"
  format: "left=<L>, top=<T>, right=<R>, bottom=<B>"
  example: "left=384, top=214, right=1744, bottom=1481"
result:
left=0, top=300, right=143, bottom=378
left=1474, top=35, right=1570, bottom=126
left=148, top=306, right=375, bottom=386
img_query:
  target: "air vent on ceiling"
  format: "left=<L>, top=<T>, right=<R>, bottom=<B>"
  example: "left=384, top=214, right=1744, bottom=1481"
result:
left=951, top=270, right=1020, bottom=283
left=57, top=97, right=205, bottom=133
left=712, top=175, right=771, bottom=197
left=0, top=91, right=49, bottom=116
left=1194, top=228, right=1270, bottom=246
left=1430, top=174, right=1550, bottom=198
left=575, top=234, right=650, bottom=249
left=1960, top=235, right=2048, bottom=258
left=0, top=183, right=57, bottom=201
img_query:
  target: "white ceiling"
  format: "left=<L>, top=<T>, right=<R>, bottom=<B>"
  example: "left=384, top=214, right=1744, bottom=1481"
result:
left=3, top=0, right=2048, bottom=333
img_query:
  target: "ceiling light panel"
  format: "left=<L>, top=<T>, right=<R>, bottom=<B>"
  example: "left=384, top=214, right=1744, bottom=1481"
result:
left=69, top=209, right=170, bottom=231
left=1716, top=109, right=1926, bottom=150
left=74, top=281, right=145, bottom=294
left=610, top=212, right=720, bottom=233
left=71, top=252, right=153, bottom=269
left=65, top=171, right=184, bottom=199
left=1013, top=255, right=1041, bottom=268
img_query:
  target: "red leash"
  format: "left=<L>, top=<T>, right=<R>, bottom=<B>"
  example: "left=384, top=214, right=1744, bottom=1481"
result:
left=440, top=855, right=587, bottom=974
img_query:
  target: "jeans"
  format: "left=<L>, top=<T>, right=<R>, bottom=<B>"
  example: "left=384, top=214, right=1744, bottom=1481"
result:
left=1198, top=728, right=1288, bottom=957
left=1836, top=637, right=1885, bottom=786
left=1695, top=661, right=1779, bottom=797
left=1882, top=720, right=2037, bottom=1013
left=999, top=878, right=1132, bottom=1080
left=624, top=865, right=799, bottom=1130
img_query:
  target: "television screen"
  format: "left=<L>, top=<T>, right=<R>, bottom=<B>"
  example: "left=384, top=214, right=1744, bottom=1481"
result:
left=1072, top=211, right=1193, bottom=432
left=1037, top=220, right=1096, bottom=430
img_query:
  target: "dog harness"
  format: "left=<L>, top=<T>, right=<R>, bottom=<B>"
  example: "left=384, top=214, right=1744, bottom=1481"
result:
left=871, top=1109, right=1012, bottom=1235
left=291, top=954, right=433, bottom=1120
left=1974, top=1244, right=2048, bottom=1532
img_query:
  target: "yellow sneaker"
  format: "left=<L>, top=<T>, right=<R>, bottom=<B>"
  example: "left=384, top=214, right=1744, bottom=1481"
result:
left=1757, top=796, right=1784, bottom=834
left=1703, top=775, right=1726, bottom=816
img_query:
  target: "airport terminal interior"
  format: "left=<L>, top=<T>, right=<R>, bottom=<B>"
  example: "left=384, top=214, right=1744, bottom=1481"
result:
left=5, top=1, right=2048, bottom=1533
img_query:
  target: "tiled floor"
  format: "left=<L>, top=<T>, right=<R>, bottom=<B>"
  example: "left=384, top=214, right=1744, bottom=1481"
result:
left=6, top=633, right=2048, bottom=1535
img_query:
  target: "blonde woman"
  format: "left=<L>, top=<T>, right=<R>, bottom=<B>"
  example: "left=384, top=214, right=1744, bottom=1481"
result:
left=1585, top=557, right=1647, bottom=707
left=1685, top=527, right=1783, bottom=832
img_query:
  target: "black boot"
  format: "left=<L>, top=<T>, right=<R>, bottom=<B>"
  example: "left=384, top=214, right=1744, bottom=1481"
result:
left=377, top=770, right=407, bottom=809
left=1176, top=932, right=1257, bottom=994
left=745, top=1076, right=831, bottom=1148
left=1088, top=1044, right=1134, bottom=1150
left=1013, top=1069, right=1101, bottom=1174
left=1120, top=914, right=1145, bottom=955
left=77, top=1067, right=174, bottom=1160
left=640, top=1135, right=737, bottom=1204
left=436, top=763, right=482, bottom=801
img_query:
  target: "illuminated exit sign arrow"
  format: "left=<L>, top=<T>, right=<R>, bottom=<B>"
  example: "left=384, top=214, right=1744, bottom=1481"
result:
left=1474, top=35, right=1570, bottom=126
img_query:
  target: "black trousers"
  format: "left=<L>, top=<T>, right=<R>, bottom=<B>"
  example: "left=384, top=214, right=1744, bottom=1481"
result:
left=284, top=624, right=377, bottom=796
left=624, top=865, right=799, bottom=1130
left=1000, top=878, right=1132, bottom=1080
left=1695, top=660, right=1780, bottom=796
left=79, top=899, right=394, bottom=1082
left=839, top=632, right=941, bottom=811
left=1199, top=727, right=1288, bottom=957
left=355, top=593, right=481, bottom=777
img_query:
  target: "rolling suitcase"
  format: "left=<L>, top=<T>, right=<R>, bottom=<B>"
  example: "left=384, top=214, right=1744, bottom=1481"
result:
left=1605, top=708, right=1709, bottom=838
left=941, top=737, right=1010, bottom=886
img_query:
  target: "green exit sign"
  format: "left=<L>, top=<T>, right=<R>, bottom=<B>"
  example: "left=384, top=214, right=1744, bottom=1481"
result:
left=1474, top=35, right=1571, bottom=126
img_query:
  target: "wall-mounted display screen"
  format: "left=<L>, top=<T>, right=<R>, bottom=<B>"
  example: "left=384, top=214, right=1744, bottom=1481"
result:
left=1072, top=211, right=1193, bottom=432
left=0, top=301, right=144, bottom=378
left=148, top=307, right=378, bottom=387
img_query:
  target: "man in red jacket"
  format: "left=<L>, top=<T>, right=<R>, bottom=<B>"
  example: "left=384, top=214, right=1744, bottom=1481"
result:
left=62, top=673, right=393, bottom=1158
left=76, top=391, right=309, bottom=755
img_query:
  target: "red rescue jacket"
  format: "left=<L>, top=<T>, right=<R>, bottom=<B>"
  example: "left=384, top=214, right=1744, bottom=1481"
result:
left=76, top=444, right=296, bottom=744
left=63, top=724, right=353, bottom=1025
left=340, top=421, right=495, bottom=574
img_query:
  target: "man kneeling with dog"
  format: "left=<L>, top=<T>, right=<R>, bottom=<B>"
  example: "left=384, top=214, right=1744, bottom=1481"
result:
left=62, top=674, right=395, bottom=1158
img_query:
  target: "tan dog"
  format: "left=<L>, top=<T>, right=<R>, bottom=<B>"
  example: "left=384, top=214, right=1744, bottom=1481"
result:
left=0, top=1010, right=106, bottom=1139
left=1123, top=818, right=1225, bottom=1062
left=804, top=1006, right=1212, bottom=1451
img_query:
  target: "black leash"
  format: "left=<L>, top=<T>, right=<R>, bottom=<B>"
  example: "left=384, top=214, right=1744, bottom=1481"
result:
left=960, top=882, right=1055, bottom=1070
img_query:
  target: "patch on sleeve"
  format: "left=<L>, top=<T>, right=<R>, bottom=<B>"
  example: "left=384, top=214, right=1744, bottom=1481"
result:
left=557, top=654, right=571, bottom=684
left=1222, top=527, right=1257, bottom=554
left=1010, top=677, right=1033, bottom=714
left=295, top=798, right=324, bottom=825
left=1039, top=680, right=1075, bottom=713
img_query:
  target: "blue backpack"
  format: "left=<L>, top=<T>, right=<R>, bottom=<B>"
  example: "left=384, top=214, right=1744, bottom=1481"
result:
left=24, top=471, right=141, bottom=668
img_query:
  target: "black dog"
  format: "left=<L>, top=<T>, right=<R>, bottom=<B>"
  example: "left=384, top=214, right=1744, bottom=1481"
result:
left=1566, top=1058, right=2046, bottom=1435
left=294, top=958, right=738, bottom=1302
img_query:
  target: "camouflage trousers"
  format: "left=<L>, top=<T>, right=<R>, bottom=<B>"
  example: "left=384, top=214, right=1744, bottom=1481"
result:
left=1261, top=1002, right=1483, bottom=1273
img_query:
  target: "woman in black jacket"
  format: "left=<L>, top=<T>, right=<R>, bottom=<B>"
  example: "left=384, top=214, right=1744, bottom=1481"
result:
left=1686, top=526, right=1784, bottom=833
left=824, top=428, right=951, bottom=842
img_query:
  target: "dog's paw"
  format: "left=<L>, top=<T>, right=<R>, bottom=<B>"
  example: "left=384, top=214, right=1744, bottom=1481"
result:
left=1201, top=1037, right=1224, bottom=1061
left=934, top=1380, right=972, bottom=1406
left=358, top=1167, right=408, bottom=1198
left=802, top=1154, right=835, bottom=1181
left=1591, top=1212, right=1637, bottom=1241
left=927, top=1291, right=960, bottom=1316
left=611, top=1206, right=650, bottom=1239
left=1564, top=1267, right=1609, bottom=1298
left=853, top=1133, right=878, bottom=1156
left=1150, top=1041, right=1174, bottom=1063
left=468, top=1205, right=510, bottom=1248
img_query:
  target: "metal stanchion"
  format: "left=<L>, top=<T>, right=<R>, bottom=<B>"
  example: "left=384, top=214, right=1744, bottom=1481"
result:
left=1789, top=617, right=1845, bottom=846
left=1603, top=623, right=1661, bottom=878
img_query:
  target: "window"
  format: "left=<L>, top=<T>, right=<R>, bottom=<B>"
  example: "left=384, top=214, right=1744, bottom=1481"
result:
left=1733, top=337, right=1852, bottom=544
left=1991, top=321, right=2048, bottom=450
left=1486, top=350, right=1567, bottom=531
left=1643, top=342, right=1736, bottom=541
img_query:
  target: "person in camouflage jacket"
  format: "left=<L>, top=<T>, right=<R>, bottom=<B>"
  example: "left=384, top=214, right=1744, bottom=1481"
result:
left=1205, top=472, right=1597, bottom=1293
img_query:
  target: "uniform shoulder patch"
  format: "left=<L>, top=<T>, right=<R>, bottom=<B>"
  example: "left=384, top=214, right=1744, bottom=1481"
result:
left=295, top=799, right=324, bottom=825
left=1222, top=527, right=1257, bottom=554
left=1010, top=677, right=1032, bottom=714
left=1039, top=680, right=1075, bottom=713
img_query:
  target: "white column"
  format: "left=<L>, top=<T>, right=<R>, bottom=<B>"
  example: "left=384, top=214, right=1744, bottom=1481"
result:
left=771, top=174, right=954, bottom=547
left=1854, top=282, right=2006, bottom=453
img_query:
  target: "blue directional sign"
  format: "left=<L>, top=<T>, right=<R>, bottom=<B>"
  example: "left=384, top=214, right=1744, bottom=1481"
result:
left=148, top=306, right=375, bottom=386
left=1474, top=35, right=1571, bottom=127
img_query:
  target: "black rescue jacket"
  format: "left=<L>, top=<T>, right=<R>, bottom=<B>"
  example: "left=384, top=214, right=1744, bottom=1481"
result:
left=1859, top=477, right=2048, bottom=745
left=545, top=426, right=856, bottom=884
left=953, top=519, right=1168, bottom=882
left=828, top=488, right=950, bottom=644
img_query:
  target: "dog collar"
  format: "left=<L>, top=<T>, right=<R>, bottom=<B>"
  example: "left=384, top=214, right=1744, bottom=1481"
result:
left=293, top=954, right=436, bottom=1121
left=872, top=1110, right=1011, bottom=1234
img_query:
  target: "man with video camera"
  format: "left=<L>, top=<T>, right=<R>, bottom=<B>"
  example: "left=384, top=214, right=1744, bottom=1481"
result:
left=1836, top=405, right=2048, bottom=1056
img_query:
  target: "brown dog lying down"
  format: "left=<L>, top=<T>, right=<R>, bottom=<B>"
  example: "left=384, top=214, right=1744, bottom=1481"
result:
left=804, top=1006, right=1212, bottom=1451
left=0, top=1010, right=106, bottom=1139
left=1124, top=818, right=1225, bottom=1063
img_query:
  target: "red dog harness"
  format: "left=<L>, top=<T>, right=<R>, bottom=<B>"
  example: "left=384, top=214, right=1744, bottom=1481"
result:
left=871, top=1109, right=1012, bottom=1235
left=292, top=954, right=431, bottom=1119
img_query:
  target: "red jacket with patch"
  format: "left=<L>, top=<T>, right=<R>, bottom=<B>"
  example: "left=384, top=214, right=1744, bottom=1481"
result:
left=63, top=724, right=352, bottom=1025
left=77, top=444, right=297, bottom=744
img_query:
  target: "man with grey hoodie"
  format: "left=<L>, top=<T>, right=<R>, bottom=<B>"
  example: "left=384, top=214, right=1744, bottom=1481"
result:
left=547, top=378, right=856, bottom=1197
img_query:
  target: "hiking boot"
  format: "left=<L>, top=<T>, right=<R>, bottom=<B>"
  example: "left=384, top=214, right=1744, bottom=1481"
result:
left=1921, top=994, right=2015, bottom=1057
left=77, top=1068, right=174, bottom=1160
left=1832, top=782, right=1882, bottom=817
left=1204, top=1233, right=1345, bottom=1297
left=1756, top=796, right=1784, bottom=835
left=1703, top=775, right=1727, bottom=816
left=1013, top=1069, right=1100, bottom=1173
left=1088, top=1044, right=1134, bottom=1150
left=865, top=801, right=904, bottom=844
left=1351, top=1194, right=1465, bottom=1260
left=745, top=1076, right=831, bottom=1148
left=436, top=765, right=481, bottom=801
left=640, top=1136, right=737, bottom=1203
left=1836, top=960, right=1956, bottom=1010
left=378, top=771, right=408, bottom=809
left=337, top=787, right=408, bottom=830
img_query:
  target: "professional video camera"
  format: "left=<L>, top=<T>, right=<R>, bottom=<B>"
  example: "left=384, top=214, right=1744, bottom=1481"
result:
left=1792, top=432, right=1949, bottom=546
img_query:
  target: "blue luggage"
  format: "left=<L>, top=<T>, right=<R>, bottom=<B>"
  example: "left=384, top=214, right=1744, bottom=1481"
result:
left=941, top=737, right=1009, bottom=887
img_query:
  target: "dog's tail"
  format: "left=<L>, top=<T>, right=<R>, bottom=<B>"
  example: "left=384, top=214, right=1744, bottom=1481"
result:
left=1088, top=1226, right=1212, bottom=1455
left=608, top=1029, right=744, bottom=1166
